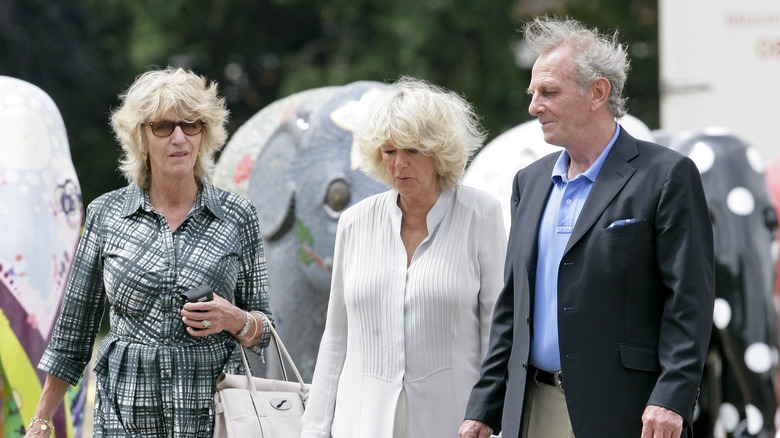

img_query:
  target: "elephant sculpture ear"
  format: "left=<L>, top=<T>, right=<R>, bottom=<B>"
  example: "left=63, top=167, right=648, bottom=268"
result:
left=249, top=118, right=300, bottom=242
left=247, top=87, right=341, bottom=242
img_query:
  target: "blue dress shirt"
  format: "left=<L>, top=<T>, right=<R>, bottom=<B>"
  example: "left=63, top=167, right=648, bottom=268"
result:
left=530, top=124, right=621, bottom=372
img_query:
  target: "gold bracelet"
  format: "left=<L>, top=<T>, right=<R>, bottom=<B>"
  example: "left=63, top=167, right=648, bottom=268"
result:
left=248, top=312, right=259, bottom=340
left=28, top=416, right=55, bottom=432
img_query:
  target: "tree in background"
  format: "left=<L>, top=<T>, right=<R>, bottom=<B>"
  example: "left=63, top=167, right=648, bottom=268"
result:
left=0, top=0, right=657, bottom=207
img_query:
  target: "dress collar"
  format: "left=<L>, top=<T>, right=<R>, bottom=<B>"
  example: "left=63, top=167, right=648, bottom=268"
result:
left=120, top=181, right=225, bottom=221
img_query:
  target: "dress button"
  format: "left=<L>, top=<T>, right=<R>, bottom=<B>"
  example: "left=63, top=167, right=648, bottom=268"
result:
left=565, top=198, right=572, bottom=204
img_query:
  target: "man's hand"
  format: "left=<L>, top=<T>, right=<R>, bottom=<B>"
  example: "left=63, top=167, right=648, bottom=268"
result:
left=458, top=419, right=494, bottom=438
left=641, top=405, right=683, bottom=438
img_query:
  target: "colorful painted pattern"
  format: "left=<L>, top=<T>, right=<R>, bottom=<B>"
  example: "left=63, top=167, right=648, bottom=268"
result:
left=0, top=76, right=84, bottom=437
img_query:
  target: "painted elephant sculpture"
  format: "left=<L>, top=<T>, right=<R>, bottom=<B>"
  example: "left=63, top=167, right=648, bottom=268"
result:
left=657, top=129, right=779, bottom=438
left=214, top=81, right=389, bottom=380
left=0, top=76, right=84, bottom=436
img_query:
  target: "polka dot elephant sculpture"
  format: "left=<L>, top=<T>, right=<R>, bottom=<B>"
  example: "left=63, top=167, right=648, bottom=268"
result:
left=658, top=129, right=779, bottom=438
left=214, top=81, right=389, bottom=381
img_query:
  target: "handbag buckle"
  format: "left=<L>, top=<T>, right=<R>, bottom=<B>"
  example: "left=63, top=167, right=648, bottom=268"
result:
left=270, top=398, right=292, bottom=411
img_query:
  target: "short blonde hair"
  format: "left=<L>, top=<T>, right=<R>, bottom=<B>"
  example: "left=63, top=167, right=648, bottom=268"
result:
left=110, top=67, right=229, bottom=189
left=355, top=76, right=486, bottom=191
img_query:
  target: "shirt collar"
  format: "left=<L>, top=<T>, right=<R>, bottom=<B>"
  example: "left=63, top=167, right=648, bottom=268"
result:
left=121, top=184, right=146, bottom=217
left=387, top=186, right=454, bottom=235
left=425, top=186, right=454, bottom=235
left=552, top=123, right=621, bottom=183
left=120, top=181, right=226, bottom=221
left=201, top=181, right=227, bottom=221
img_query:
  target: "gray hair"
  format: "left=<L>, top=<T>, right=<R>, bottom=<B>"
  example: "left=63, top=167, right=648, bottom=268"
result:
left=355, top=76, right=486, bottom=191
left=523, top=16, right=630, bottom=118
left=110, top=67, right=229, bottom=189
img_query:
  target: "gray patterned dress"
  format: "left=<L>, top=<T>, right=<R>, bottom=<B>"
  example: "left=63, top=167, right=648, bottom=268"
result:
left=39, top=182, right=272, bottom=437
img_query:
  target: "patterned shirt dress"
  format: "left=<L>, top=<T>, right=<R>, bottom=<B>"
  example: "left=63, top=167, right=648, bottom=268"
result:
left=39, top=182, right=272, bottom=437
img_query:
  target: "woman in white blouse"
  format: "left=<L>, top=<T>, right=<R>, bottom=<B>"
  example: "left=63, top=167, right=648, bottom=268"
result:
left=301, top=76, right=507, bottom=438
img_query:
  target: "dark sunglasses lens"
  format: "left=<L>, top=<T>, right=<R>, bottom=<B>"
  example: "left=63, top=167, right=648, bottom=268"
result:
left=181, top=120, right=203, bottom=135
left=149, top=120, right=202, bottom=136
left=151, top=122, right=174, bottom=136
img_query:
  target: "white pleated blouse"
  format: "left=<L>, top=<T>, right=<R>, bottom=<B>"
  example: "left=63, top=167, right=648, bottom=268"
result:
left=301, top=185, right=507, bottom=438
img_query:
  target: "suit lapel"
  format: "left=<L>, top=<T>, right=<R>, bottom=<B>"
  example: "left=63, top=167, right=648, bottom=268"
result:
left=526, top=172, right=554, bottom=269
left=510, top=155, right=556, bottom=276
left=564, top=130, right=638, bottom=255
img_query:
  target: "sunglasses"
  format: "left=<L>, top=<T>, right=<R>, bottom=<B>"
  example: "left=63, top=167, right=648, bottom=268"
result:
left=144, top=120, right=204, bottom=137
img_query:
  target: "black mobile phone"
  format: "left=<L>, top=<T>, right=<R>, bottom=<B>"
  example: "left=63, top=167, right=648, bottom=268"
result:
left=179, top=285, right=213, bottom=309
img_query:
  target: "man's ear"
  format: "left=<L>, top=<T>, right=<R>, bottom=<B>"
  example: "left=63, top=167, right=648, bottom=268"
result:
left=590, top=77, right=611, bottom=111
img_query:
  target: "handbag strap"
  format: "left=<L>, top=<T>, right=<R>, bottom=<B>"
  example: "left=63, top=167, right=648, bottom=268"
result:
left=238, top=344, right=258, bottom=393
left=273, top=333, right=289, bottom=381
left=238, top=312, right=308, bottom=396
left=236, top=349, right=267, bottom=433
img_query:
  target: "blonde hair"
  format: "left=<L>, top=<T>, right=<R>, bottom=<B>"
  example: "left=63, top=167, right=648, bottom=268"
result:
left=355, top=76, right=486, bottom=191
left=110, top=67, right=229, bottom=189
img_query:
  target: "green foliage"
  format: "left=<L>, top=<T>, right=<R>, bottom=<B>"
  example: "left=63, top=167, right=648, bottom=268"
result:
left=278, top=0, right=528, bottom=143
left=0, top=0, right=658, bottom=207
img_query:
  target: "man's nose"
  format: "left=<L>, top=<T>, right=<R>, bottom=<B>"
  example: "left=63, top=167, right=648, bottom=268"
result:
left=528, top=94, right=542, bottom=116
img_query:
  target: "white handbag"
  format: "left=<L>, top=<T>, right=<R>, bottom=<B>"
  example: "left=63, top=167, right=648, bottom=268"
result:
left=213, top=312, right=310, bottom=438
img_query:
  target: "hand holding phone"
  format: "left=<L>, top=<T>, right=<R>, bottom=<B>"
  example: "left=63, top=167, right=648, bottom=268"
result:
left=180, top=285, right=213, bottom=309
left=180, top=285, right=214, bottom=331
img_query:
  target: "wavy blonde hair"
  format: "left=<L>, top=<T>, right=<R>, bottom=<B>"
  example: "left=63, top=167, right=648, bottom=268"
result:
left=355, top=76, right=486, bottom=191
left=110, top=67, right=229, bottom=189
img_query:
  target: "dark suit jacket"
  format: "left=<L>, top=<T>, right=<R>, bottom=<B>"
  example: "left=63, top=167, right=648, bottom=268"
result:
left=464, top=128, right=714, bottom=438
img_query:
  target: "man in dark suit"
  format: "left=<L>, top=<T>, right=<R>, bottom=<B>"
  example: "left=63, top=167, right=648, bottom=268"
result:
left=459, top=17, right=714, bottom=438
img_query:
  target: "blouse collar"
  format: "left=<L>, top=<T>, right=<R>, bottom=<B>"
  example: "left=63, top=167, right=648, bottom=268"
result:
left=121, top=181, right=225, bottom=221
left=387, top=186, right=455, bottom=236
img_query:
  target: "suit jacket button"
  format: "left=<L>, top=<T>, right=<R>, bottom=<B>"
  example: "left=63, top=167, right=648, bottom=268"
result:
left=522, top=362, right=527, bottom=370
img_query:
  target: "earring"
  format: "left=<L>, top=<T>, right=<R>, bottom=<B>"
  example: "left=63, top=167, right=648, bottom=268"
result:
left=141, top=151, right=147, bottom=161
left=197, top=150, right=203, bottom=157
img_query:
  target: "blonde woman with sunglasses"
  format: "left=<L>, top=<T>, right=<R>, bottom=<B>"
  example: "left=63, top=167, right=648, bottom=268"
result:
left=25, top=67, right=273, bottom=437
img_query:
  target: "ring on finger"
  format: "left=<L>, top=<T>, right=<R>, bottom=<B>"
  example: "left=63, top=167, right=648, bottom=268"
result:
left=201, top=319, right=211, bottom=329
